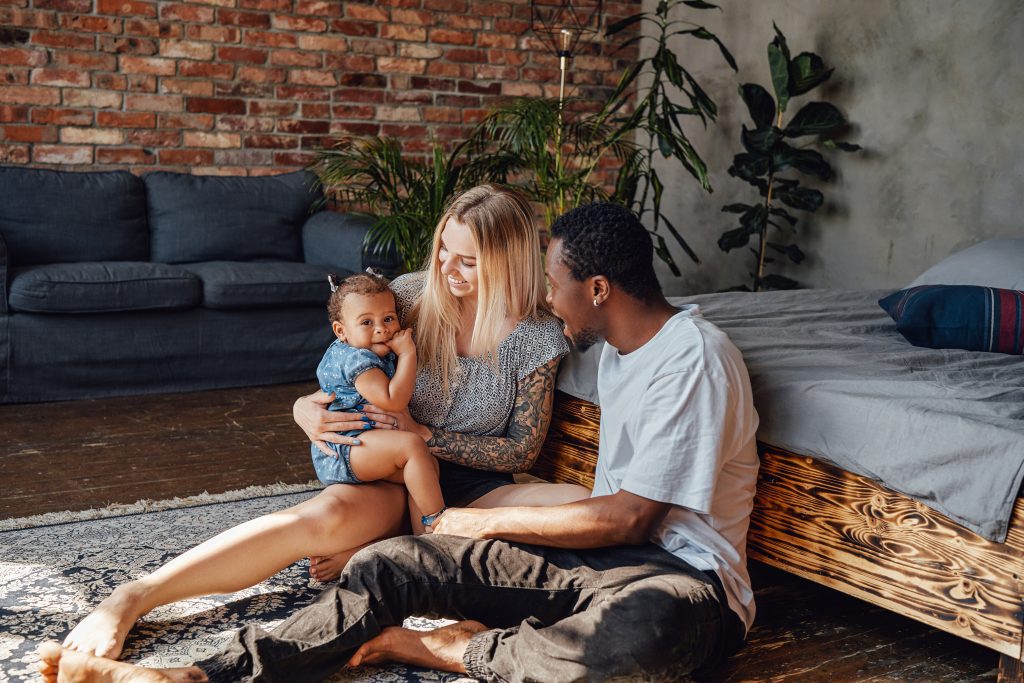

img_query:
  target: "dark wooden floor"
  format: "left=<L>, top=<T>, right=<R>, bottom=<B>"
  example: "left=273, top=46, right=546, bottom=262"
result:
left=0, top=384, right=998, bottom=681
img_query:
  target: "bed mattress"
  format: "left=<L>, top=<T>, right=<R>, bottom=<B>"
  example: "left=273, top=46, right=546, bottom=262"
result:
left=555, top=289, right=1024, bottom=541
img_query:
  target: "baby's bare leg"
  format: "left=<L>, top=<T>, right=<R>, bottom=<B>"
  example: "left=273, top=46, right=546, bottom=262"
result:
left=349, top=430, right=445, bottom=523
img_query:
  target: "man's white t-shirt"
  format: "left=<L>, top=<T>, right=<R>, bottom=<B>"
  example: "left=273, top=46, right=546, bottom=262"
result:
left=591, top=304, right=759, bottom=632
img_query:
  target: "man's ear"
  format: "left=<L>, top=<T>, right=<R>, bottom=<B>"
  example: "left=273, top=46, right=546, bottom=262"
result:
left=590, top=275, right=611, bottom=306
left=332, top=320, right=346, bottom=342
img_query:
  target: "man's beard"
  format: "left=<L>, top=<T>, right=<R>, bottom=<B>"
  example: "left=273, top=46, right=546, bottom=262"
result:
left=571, top=326, right=602, bottom=353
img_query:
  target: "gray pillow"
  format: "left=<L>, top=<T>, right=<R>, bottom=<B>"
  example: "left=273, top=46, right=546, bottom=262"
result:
left=908, top=237, right=1024, bottom=290
left=0, top=166, right=149, bottom=266
left=145, top=171, right=320, bottom=264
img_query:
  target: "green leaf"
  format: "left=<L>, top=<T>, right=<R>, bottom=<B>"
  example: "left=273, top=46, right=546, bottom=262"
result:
left=772, top=143, right=831, bottom=179
left=759, top=273, right=799, bottom=290
left=681, top=26, right=737, bottom=71
left=740, top=204, right=769, bottom=233
left=608, top=60, right=646, bottom=104
left=742, top=125, right=781, bottom=154
left=661, top=214, right=700, bottom=264
left=769, top=206, right=797, bottom=225
left=728, top=152, right=770, bottom=183
left=606, top=13, right=645, bottom=36
left=776, top=185, right=823, bottom=212
left=718, top=225, right=751, bottom=252
left=739, top=83, right=776, bottom=128
left=768, top=24, right=791, bottom=113
left=823, top=139, right=862, bottom=152
left=768, top=242, right=806, bottom=263
left=790, top=147, right=832, bottom=180
left=787, top=52, right=834, bottom=96
left=722, top=203, right=753, bottom=214
left=784, top=101, right=845, bottom=137
left=771, top=23, right=791, bottom=62
left=653, top=233, right=681, bottom=276
left=682, top=67, right=717, bottom=120
left=682, top=0, right=720, bottom=9
left=650, top=169, right=663, bottom=212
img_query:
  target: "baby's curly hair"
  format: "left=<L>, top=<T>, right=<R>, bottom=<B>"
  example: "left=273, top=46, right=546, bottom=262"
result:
left=327, top=271, right=393, bottom=323
left=550, top=203, right=661, bottom=301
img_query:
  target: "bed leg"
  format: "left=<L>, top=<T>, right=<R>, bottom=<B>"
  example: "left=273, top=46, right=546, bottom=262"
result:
left=999, top=654, right=1024, bottom=683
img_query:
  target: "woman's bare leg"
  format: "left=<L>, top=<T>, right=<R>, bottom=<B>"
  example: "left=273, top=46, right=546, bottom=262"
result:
left=63, top=482, right=407, bottom=660
left=468, top=481, right=591, bottom=508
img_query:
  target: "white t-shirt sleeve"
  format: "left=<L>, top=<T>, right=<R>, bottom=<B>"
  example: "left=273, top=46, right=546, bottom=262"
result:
left=619, top=369, right=732, bottom=514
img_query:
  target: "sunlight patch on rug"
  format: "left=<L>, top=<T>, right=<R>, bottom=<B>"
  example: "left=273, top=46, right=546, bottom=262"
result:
left=0, top=490, right=470, bottom=683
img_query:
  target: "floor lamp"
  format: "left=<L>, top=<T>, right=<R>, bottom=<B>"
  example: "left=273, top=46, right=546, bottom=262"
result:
left=530, top=0, right=603, bottom=215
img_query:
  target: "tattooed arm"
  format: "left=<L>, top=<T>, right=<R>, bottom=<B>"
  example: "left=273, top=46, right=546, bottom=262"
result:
left=424, top=356, right=560, bottom=473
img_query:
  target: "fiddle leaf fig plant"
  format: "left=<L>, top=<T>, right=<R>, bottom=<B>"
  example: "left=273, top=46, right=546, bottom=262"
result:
left=718, top=24, right=861, bottom=291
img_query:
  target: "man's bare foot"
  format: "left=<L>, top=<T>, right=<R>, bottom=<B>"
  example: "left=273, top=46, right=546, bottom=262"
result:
left=346, top=620, right=489, bottom=672
left=308, top=551, right=351, bottom=582
left=37, top=641, right=207, bottom=683
left=62, top=582, right=153, bottom=659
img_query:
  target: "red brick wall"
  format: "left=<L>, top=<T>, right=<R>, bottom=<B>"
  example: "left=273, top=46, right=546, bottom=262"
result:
left=0, top=0, right=638, bottom=175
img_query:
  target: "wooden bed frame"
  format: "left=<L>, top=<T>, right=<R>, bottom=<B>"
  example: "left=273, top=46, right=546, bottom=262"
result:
left=531, top=390, right=1024, bottom=683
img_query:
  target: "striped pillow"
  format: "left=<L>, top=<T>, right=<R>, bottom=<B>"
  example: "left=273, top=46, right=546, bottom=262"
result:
left=879, top=285, right=1024, bottom=354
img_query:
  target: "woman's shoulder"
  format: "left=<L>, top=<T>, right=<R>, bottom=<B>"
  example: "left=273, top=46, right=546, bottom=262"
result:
left=503, top=310, right=570, bottom=378
left=390, top=271, right=425, bottom=318
left=515, top=310, right=566, bottom=339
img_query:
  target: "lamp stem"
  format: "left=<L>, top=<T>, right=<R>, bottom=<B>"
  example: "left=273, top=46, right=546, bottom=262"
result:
left=556, top=53, right=568, bottom=217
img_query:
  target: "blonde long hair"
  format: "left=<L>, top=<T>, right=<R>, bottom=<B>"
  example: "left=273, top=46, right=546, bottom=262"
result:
left=408, top=184, right=548, bottom=395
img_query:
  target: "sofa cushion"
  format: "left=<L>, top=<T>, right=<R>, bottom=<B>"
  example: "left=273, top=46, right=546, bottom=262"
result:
left=145, top=171, right=320, bottom=264
left=0, top=166, right=149, bottom=266
left=182, top=261, right=341, bottom=310
left=8, top=262, right=201, bottom=314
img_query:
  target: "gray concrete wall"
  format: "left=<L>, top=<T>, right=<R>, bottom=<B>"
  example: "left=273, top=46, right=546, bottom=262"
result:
left=641, top=0, right=1024, bottom=295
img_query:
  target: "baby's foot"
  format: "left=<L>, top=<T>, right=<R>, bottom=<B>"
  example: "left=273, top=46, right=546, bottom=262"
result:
left=37, top=641, right=205, bottom=682
left=62, top=582, right=152, bottom=659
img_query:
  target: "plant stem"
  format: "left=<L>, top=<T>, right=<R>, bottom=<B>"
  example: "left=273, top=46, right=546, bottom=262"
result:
left=755, top=110, right=785, bottom=292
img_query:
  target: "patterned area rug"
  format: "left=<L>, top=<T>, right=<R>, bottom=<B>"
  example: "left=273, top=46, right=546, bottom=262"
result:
left=0, top=490, right=470, bottom=683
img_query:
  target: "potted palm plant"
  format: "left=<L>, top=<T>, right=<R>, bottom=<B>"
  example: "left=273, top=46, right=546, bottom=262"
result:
left=311, top=136, right=510, bottom=274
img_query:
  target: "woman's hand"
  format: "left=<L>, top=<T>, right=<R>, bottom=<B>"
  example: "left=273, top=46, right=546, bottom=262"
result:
left=385, top=407, right=432, bottom=443
left=359, top=404, right=431, bottom=443
left=293, top=391, right=400, bottom=456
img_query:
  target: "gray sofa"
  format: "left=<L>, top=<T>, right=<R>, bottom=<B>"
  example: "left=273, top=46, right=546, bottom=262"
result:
left=0, top=166, right=374, bottom=404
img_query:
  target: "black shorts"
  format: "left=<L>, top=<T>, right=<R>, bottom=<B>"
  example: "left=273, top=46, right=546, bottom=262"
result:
left=438, top=461, right=514, bottom=507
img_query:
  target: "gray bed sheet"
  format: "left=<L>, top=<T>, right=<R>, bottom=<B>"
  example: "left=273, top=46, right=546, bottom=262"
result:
left=555, top=289, right=1024, bottom=542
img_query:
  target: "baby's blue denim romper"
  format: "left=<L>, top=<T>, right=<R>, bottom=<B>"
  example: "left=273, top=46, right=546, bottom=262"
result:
left=312, top=339, right=397, bottom=485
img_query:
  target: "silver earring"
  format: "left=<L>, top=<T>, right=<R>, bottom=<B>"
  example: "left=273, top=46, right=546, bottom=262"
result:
left=593, top=298, right=599, bottom=307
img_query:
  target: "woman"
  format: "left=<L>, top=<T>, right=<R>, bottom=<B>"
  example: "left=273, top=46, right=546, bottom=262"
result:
left=63, top=184, right=590, bottom=660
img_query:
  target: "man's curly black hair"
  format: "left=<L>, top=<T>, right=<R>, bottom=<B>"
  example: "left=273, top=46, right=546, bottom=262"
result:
left=550, top=203, right=661, bottom=301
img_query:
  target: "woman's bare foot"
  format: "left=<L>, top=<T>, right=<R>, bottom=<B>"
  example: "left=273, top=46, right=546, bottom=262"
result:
left=308, top=547, right=361, bottom=582
left=346, top=620, right=489, bottom=672
left=62, top=581, right=154, bottom=659
left=37, top=641, right=206, bottom=683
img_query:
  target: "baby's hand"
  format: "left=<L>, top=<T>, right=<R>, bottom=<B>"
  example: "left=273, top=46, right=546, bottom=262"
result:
left=387, top=328, right=416, bottom=357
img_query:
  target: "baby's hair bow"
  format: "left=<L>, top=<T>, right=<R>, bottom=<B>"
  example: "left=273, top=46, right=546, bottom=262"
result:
left=327, top=274, right=339, bottom=293
left=365, top=267, right=384, bottom=278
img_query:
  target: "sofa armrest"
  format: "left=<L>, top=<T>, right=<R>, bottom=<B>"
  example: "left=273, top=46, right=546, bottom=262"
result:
left=0, top=232, right=8, bottom=315
left=301, top=210, right=401, bottom=276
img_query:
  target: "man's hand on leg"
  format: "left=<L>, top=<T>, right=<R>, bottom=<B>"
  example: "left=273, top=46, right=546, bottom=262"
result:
left=346, top=620, right=488, bottom=673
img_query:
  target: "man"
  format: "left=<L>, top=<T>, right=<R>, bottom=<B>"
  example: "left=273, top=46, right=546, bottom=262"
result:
left=39, top=202, right=759, bottom=682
